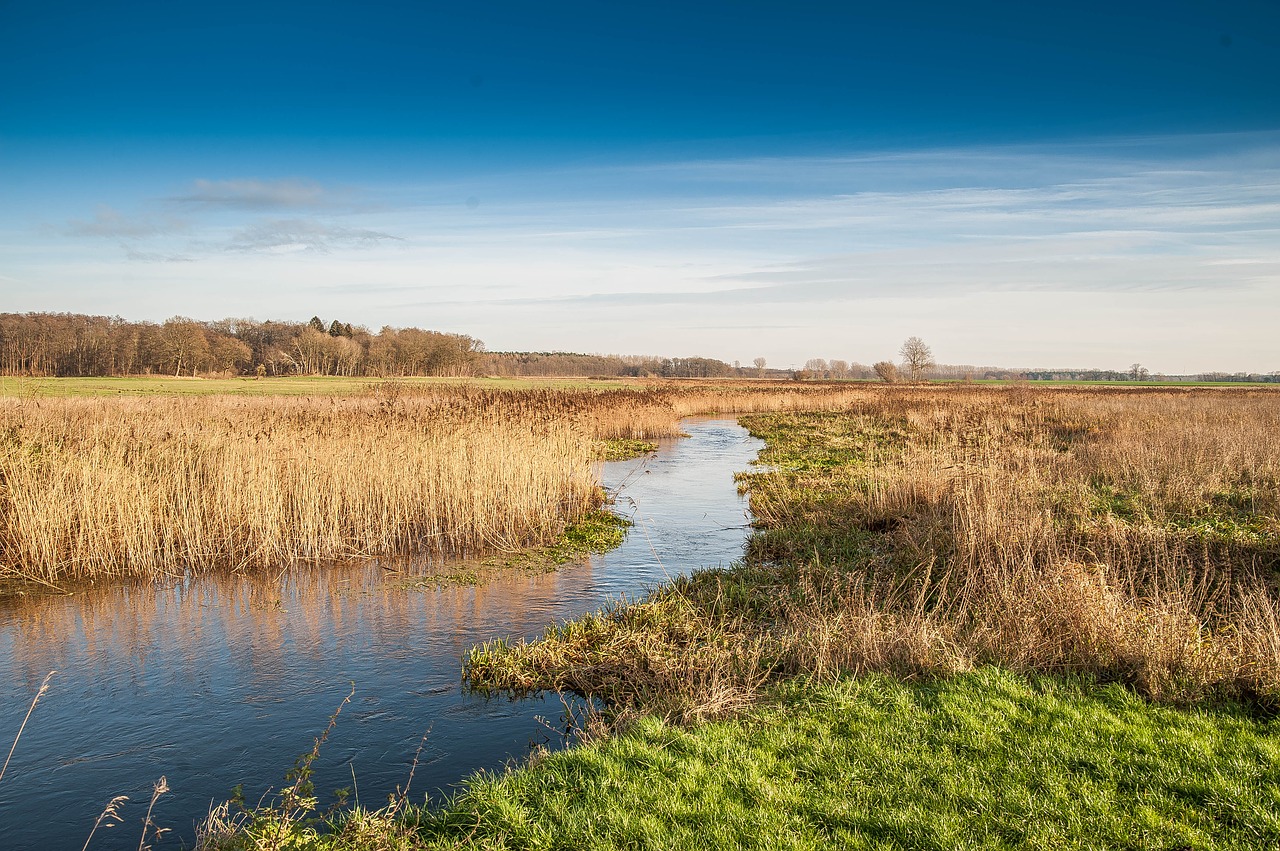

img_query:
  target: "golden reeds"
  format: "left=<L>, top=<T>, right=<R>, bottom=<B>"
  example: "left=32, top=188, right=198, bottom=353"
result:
left=0, top=390, right=603, bottom=583
left=471, top=386, right=1280, bottom=716
left=0, top=382, right=873, bottom=585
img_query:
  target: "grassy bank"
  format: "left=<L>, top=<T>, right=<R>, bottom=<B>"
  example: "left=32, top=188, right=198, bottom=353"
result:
left=473, top=387, right=1280, bottom=716
left=393, top=509, right=632, bottom=588
left=199, top=386, right=1280, bottom=849
left=0, top=389, right=611, bottom=585
left=201, top=669, right=1280, bottom=850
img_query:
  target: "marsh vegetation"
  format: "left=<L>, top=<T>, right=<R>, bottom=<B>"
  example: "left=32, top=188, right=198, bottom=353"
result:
left=0, top=381, right=871, bottom=588
left=473, top=387, right=1280, bottom=717
left=5, top=380, right=1278, bottom=849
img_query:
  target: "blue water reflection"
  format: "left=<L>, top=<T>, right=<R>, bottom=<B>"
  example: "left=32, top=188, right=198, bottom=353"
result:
left=0, top=418, right=761, bottom=850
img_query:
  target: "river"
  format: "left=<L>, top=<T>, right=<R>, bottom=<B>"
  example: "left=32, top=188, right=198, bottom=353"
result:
left=0, top=418, right=762, bottom=850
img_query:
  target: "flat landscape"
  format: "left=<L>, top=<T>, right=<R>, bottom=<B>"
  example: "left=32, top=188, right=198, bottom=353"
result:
left=5, top=379, right=1277, bottom=849
left=4, top=2, right=1277, bottom=847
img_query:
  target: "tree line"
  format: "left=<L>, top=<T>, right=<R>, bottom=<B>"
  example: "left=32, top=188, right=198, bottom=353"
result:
left=476, top=352, right=751, bottom=379
left=0, top=313, right=481, bottom=377
left=0, top=312, right=758, bottom=380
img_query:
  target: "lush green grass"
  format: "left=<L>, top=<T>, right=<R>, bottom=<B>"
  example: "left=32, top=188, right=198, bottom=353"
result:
left=0, top=374, right=632, bottom=398
left=204, top=668, right=1280, bottom=850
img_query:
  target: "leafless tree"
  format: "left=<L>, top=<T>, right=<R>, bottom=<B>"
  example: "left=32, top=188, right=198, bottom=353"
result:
left=899, top=336, right=935, bottom=380
left=804, top=358, right=830, bottom=379
left=873, top=361, right=899, bottom=383
left=752, top=356, right=767, bottom=377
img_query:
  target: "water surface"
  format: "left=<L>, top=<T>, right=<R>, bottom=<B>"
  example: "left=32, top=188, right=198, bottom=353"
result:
left=0, top=418, right=761, bottom=850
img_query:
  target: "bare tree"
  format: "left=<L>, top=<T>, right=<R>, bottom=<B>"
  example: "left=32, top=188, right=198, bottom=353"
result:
left=899, top=336, right=935, bottom=381
left=752, top=356, right=767, bottom=377
left=1129, top=363, right=1149, bottom=380
left=873, top=361, right=899, bottom=383
left=158, top=317, right=211, bottom=376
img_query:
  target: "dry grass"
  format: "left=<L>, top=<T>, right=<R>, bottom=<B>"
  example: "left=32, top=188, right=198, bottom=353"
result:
left=0, top=390, right=603, bottom=584
left=0, top=381, right=875, bottom=586
left=469, top=386, right=1280, bottom=719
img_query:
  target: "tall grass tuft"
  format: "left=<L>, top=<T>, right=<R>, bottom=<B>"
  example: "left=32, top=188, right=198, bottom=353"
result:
left=0, top=382, right=892, bottom=585
left=470, top=387, right=1280, bottom=717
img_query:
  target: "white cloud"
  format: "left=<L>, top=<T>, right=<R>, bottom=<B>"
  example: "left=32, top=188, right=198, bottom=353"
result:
left=65, top=205, right=185, bottom=238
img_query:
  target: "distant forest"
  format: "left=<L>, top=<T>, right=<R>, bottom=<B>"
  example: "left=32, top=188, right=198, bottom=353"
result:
left=0, top=312, right=761, bottom=379
left=3, top=313, right=1274, bottom=382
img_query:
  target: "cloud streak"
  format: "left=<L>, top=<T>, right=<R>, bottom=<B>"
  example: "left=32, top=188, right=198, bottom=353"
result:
left=65, top=205, right=185, bottom=238
left=225, top=218, right=402, bottom=253
left=25, top=133, right=1280, bottom=372
left=173, top=178, right=331, bottom=210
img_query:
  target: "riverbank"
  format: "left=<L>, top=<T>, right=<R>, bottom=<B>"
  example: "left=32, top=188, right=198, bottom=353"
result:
left=200, top=386, right=1280, bottom=849
left=0, top=381, right=871, bottom=587
left=209, top=670, right=1278, bottom=850
left=0, top=418, right=764, bottom=849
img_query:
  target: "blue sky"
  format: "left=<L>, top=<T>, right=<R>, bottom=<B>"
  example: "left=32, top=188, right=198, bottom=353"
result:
left=2, top=0, right=1278, bottom=372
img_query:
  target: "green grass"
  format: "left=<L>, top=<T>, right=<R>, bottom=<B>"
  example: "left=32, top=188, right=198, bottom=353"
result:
left=0, top=374, right=633, bottom=398
left=595, top=438, right=660, bottom=461
left=205, top=668, right=1280, bottom=850
left=201, top=396, right=1280, bottom=849
left=395, top=510, right=631, bottom=589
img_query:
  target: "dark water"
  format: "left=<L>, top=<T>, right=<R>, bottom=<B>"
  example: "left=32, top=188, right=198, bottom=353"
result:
left=0, top=418, right=761, bottom=850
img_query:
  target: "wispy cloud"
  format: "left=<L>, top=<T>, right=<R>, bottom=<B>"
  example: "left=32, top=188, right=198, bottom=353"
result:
left=21, top=132, right=1280, bottom=372
left=225, top=218, right=402, bottom=253
left=121, top=244, right=194, bottom=263
left=173, top=178, right=331, bottom=210
left=65, top=205, right=185, bottom=238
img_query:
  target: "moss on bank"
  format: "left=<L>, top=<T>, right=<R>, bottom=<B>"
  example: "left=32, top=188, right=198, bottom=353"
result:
left=394, top=509, right=631, bottom=589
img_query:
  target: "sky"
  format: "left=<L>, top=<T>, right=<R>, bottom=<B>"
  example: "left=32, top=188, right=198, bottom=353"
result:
left=1, top=0, right=1278, bottom=373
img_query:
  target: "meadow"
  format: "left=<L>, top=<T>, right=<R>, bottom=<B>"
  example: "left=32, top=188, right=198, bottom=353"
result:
left=6, top=379, right=1279, bottom=848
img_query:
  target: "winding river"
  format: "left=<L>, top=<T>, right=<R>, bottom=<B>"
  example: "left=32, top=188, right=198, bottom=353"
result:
left=0, top=418, right=762, bottom=850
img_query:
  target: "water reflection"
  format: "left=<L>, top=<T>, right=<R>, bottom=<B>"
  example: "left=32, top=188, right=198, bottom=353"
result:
left=0, top=418, right=761, bottom=850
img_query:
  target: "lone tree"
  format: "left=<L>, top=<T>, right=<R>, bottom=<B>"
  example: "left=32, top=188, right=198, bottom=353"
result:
left=752, top=356, right=767, bottom=377
left=899, top=336, right=935, bottom=381
left=873, top=361, right=899, bottom=383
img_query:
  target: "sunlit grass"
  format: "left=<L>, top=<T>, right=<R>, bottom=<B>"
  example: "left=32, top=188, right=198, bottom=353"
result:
left=199, top=669, right=1280, bottom=850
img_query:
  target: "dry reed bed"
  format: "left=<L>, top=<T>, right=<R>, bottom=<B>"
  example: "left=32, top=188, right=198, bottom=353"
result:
left=469, top=387, right=1280, bottom=719
left=0, top=391, right=606, bottom=584
left=0, top=382, right=877, bottom=585
left=763, top=388, right=1280, bottom=700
